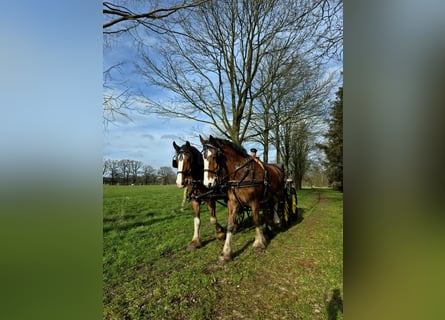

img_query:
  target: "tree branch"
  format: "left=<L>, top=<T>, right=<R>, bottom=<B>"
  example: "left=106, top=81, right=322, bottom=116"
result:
left=103, top=1, right=209, bottom=29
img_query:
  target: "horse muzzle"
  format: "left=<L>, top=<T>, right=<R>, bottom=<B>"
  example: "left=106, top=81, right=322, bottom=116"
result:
left=204, top=177, right=217, bottom=189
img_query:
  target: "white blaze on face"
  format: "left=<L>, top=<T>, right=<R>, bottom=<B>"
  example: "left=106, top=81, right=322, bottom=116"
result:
left=203, top=149, right=216, bottom=188
left=176, top=155, right=184, bottom=188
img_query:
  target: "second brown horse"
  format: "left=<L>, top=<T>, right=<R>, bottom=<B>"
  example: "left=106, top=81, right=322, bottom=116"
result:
left=173, top=141, right=226, bottom=251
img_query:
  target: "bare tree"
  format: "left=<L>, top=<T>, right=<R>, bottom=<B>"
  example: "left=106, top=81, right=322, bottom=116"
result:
left=104, top=159, right=172, bottom=185
left=103, top=0, right=209, bottom=33
left=288, top=121, right=312, bottom=189
left=118, top=159, right=132, bottom=184
left=311, top=0, right=343, bottom=61
left=103, top=1, right=342, bottom=133
left=303, top=158, right=328, bottom=188
left=103, top=63, right=137, bottom=126
left=129, top=160, right=143, bottom=184
left=157, top=166, right=175, bottom=185
left=142, top=164, right=156, bottom=184
left=248, top=47, right=335, bottom=163
left=106, top=159, right=121, bottom=184
left=103, top=1, right=210, bottom=125
left=103, top=159, right=110, bottom=176
left=136, top=0, right=336, bottom=145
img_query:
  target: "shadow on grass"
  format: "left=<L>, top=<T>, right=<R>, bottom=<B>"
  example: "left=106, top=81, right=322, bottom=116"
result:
left=200, top=237, right=218, bottom=248
left=205, top=205, right=305, bottom=260
left=325, top=288, right=343, bottom=320
left=103, top=215, right=174, bottom=233
left=263, top=207, right=305, bottom=241
left=282, top=207, right=305, bottom=231
left=232, top=239, right=254, bottom=259
left=103, top=212, right=154, bottom=224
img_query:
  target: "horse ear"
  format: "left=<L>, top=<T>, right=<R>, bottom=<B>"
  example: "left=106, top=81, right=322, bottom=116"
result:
left=209, top=135, right=214, bottom=143
left=173, top=141, right=180, bottom=151
left=199, top=135, right=206, bottom=144
left=186, top=141, right=190, bottom=147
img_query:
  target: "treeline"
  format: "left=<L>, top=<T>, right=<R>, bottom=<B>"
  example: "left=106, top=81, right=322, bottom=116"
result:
left=103, top=159, right=176, bottom=185
left=103, top=157, right=328, bottom=188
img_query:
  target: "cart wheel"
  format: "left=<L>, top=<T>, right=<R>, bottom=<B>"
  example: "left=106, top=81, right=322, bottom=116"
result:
left=283, top=197, right=290, bottom=225
left=290, top=188, right=298, bottom=217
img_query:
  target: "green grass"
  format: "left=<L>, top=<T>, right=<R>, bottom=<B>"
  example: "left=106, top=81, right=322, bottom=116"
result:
left=104, top=185, right=343, bottom=319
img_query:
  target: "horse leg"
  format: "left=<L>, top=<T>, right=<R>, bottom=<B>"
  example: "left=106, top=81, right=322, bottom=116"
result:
left=208, top=200, right=225, bottom=241
left=219, top=199, right=237, bottom=262
left=252, top=202, right=267, bottom=250
left=272, top=200, right=281, bottom=226
left=188, top=200, right=202, bottom=251
left=180, top=188, right=187, bottom=212
left=262, top=201, right=275, bottom=238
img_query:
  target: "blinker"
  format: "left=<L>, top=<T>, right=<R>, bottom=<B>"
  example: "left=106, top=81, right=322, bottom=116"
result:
left=173, top=153, right=185, bottom=168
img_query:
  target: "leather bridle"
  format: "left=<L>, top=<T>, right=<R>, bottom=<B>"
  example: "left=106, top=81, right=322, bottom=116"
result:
left=173, top=150, right=193, bottom=180
left=201, top=143, right=223, bottom=180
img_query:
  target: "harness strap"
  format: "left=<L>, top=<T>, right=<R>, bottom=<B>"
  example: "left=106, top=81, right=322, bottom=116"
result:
left=186, top=180, right=201, bottom=201
left=226, top=179, right=264, bottom=187
left=230, top=185, right=241, bottom=207
left=228, top=157, right=270, bottom=199
left=253, top=157, right=265, bottom=171
left=263, top=167, right=269, bottom=198
left=252, top=158, right=269, bottom=197
left=190, top=186, right=228, bottom=202
left=238, top=166, right=250, bottom=184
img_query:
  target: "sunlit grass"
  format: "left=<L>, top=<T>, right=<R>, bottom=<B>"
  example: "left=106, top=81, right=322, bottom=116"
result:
left=104, top=185, right=343, bottom=319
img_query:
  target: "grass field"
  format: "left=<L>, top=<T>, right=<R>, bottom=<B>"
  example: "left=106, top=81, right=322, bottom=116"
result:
left=103, top=185, right=343, bottom=319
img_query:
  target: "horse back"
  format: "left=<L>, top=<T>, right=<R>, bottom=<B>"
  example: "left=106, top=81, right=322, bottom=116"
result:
left=264, top=163, right=285, bottom=194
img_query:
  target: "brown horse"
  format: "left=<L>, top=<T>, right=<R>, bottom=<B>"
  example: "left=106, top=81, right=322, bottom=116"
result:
left=200, top=135, right=285, bottom=261
left=172, top=141, right=225, bottom=251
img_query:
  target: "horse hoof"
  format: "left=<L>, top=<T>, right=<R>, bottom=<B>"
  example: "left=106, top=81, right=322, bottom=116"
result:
left=216, top=231, right=226, bottom=241
left=253, top=246, right=266, bottom=253
left=252, top=241, right=267, bottom=251
left=187, top=240, right=202, bottom=251
left=219, top=253, right=232, bottom=263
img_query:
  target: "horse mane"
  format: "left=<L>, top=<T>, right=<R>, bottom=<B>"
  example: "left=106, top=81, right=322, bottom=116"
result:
left=210, top=136, right=248, bottom=158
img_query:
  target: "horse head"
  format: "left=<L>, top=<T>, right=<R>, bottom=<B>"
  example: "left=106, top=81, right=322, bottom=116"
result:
left=173, top=140, right=202, bottom=188
left=200, top=135, right=225, bottom=189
